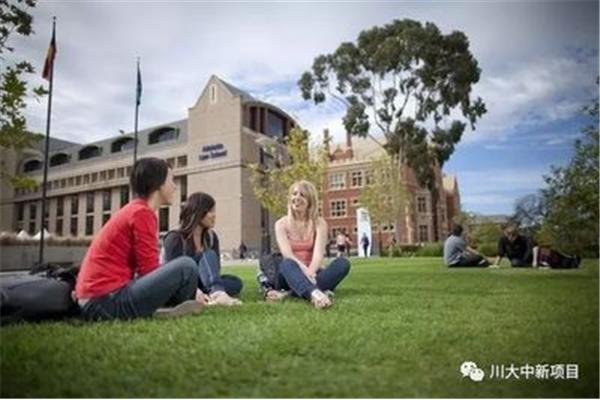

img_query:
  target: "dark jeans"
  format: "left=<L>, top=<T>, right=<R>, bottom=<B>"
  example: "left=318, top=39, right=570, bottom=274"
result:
left=511, top=257, right=532, bottom=267
left=278, top=257, right=351, bottom=299
left=80, top=256, right=198, bottom=321
left=197, top=249, right=243, bottom=296
left=449, top=253, right=489, bottom=268
left=362, top=245, right=369, bottom=257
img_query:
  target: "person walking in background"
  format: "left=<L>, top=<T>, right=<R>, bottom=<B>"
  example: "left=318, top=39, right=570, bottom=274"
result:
left=238, top=242, right=248, bottom=260
left=75, top=158, right=204, bottom=321
left=443, top=224, right=490, bottom=267
left=162, top=192, right=243, bottom=306
left=360, top=233, right=370, bottom=258
left=268, top=180, right=351, bottom=309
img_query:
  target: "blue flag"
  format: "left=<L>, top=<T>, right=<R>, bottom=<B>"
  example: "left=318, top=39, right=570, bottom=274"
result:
left=136, top=61, right=142, bottom=106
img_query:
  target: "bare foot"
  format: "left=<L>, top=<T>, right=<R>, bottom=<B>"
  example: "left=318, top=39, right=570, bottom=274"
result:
left=265, top=290, right=289, bottom=302
left=310, top=289, right=332, bottom=309
left=207, top=290, right=243, bottom=306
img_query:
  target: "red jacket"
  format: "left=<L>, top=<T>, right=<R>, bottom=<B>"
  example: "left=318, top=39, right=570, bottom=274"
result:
left=75, top=198, right=159, bottom=299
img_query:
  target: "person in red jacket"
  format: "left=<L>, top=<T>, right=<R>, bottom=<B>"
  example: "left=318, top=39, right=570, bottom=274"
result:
left=75, top=157, right=203, bottom=320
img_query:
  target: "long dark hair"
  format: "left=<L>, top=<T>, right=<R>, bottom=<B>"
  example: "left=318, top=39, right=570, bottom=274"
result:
left=179, top=192, right=216, bottom=250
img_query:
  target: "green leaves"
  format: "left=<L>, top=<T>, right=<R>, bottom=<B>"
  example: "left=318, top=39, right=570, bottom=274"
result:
left=298, top=18, right=486, bottom=191
left=249, top=127, right=329, bottom=218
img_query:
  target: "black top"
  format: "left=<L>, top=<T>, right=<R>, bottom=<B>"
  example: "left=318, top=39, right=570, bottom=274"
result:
left=497, top=234, right=533, bottom=261
left=163, top=229, right=220, bottom=263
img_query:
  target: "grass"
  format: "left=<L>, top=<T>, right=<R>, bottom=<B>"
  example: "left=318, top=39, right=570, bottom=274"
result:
left=1, top=258, right=598, bottom=398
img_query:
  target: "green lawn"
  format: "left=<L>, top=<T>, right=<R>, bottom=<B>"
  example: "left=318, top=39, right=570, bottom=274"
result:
left=1, top=258, right=598, bottom=398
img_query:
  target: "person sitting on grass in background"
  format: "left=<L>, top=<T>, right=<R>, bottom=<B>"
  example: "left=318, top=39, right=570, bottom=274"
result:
left=266, top=180, right=351, bottom=309
left=443, top=224, right=490, bottom=267
left=492, top=224, right=536, bottom=267
left=335, top=232, right=347, bottom=257
left=75, top=158, right=204, bottom=321
left=162, top=192, right=243, bottom=306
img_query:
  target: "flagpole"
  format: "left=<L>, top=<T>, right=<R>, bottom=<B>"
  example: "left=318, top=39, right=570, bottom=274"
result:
left=38, top=16, right=56, bottom=266
left=133, top=57, right=140, bottom=164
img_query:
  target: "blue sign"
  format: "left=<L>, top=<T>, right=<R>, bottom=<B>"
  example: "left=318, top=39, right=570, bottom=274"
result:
left=199, top=143, right=227, bottom=161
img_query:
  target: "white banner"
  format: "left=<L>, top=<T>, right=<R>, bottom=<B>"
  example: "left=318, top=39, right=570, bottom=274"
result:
left=356, top=207, right=372, bottom=257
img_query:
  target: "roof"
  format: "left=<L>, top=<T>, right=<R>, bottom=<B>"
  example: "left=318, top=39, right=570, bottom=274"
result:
left=218, top=77, right=258, bottom=103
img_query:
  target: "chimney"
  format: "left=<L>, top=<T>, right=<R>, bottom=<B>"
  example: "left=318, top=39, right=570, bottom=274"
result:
left=346, top=131, right=354, bottom=160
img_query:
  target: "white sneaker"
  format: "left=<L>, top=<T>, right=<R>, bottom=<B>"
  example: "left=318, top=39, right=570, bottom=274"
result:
left=154, top=299, right=204, bottom=318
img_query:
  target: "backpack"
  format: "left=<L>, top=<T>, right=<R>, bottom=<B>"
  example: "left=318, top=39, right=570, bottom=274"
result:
left=258, top=252, right=283, bottom=291
left=0, top=264, right=80, bottom=325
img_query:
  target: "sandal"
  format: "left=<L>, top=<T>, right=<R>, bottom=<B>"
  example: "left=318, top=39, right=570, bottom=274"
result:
left=207, top=290, right=243, bottom=306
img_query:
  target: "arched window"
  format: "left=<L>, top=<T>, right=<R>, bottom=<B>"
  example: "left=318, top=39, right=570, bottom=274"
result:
left=50, top=153, right=70, bottom=167
left=111, top=137, right=134, bottom=153
left=79, top=145, right=102, bottom=160
left=23, top=159, right=42, bottom=173
left=148, top=127, right=178, bottom=145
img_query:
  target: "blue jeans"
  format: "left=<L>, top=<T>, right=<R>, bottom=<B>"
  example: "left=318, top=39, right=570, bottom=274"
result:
left=278, top=257, right=351, bottom=299
left=196, top=250, right=243, bottom=296
left=80, top=256, right=199, bottom=321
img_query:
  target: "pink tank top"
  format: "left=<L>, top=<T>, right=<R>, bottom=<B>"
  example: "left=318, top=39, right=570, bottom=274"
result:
left=288, top=233, right=315, bottom=267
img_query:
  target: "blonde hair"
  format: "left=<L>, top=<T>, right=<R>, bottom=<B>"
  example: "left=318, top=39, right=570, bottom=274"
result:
left=287, top=180, right=319, bottom=225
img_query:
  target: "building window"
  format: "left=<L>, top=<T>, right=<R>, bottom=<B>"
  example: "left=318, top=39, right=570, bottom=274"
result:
left=120, top=186, right=129, bottom=207
left=111, top=137, right=134, bottom=153
left=117, top=168, right=125, bottom=178
left=267, top=110, right=285, bottom=139
left=102, top=214, right=110, bottom=226
left=85, top=215, right=94, bottom=235
left=419, top=225, right=429, bottom=242
left=330, top=200, right=347, bottom=218
left=23, top=159, right=42, bottom=173
left=159, top=207, right=169, bottom=232
left=148, top=127, right=178, bottom=145
left=351, top=171, right=363, bottom=188
left=210, top=84, right=217, bottom=104
left=86, top=192, right=94, bottom=214
left=417, top=196, right=427, bottom=213
left=351, top=198, right=360, bottom=208
left=83, top=174, right=90, bottom=184
left=60, top=178, right=66, bottom=188
left=68, top=177, right=74, bottom=187
left=17, top=203, right=24, bottom=222
left=329, top=173, right=345, bottom=190
left=108, top=169, right=115, bottom=180
left=91, top=172, right=98, bottom=183
left=365, top=170, right=375, bottom=186
left=70, top=217, right=78, bottom=237
left=56, top=197, right=64, bottom=217
left=76, top=176, right=81, bottom=185
left=177, top=155, right=187, bottom=168
left=29, top=220, right=36, bottom=234
left=56, top=218, right=63, bottom=236
left=79, top=145, right=102, bottom=160
left=99, top=171, right=106, bottom=181
left=29, top=203, right=37, bottom=221
left=50, top=153, right=69, bottom=167
left=102, top=190, right=111, bottom=211
left=180, top=175, right=187, bottom=203
left=71, top=195, right=79, bottom=215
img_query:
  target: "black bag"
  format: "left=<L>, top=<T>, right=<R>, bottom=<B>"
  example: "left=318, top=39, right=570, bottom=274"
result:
left=258, top=252, right=283, bottom=291
left=0, top=264, right=80, bottom=325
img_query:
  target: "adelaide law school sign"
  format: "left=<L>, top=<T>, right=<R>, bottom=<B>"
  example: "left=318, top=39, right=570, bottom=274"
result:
left=199, top=143, right=228, bottom=161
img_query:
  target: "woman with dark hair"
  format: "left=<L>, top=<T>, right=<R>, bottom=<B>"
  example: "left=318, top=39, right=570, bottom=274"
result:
left=76, top=157, right=204, bottom=321
left=162, top=192, right=243, bottom=306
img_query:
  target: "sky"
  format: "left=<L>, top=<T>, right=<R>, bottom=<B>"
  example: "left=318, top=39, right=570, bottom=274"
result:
left=8, top=0, right=599, bottom=215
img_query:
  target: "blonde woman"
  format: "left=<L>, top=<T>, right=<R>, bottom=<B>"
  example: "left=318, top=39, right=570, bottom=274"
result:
left=270, top=180, right=351, bottom=309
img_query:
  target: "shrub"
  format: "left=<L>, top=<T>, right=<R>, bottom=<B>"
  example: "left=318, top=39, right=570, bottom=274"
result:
left=476, top=242, right=498, bottom=257
left=415, top=242, right=444, bottom=257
